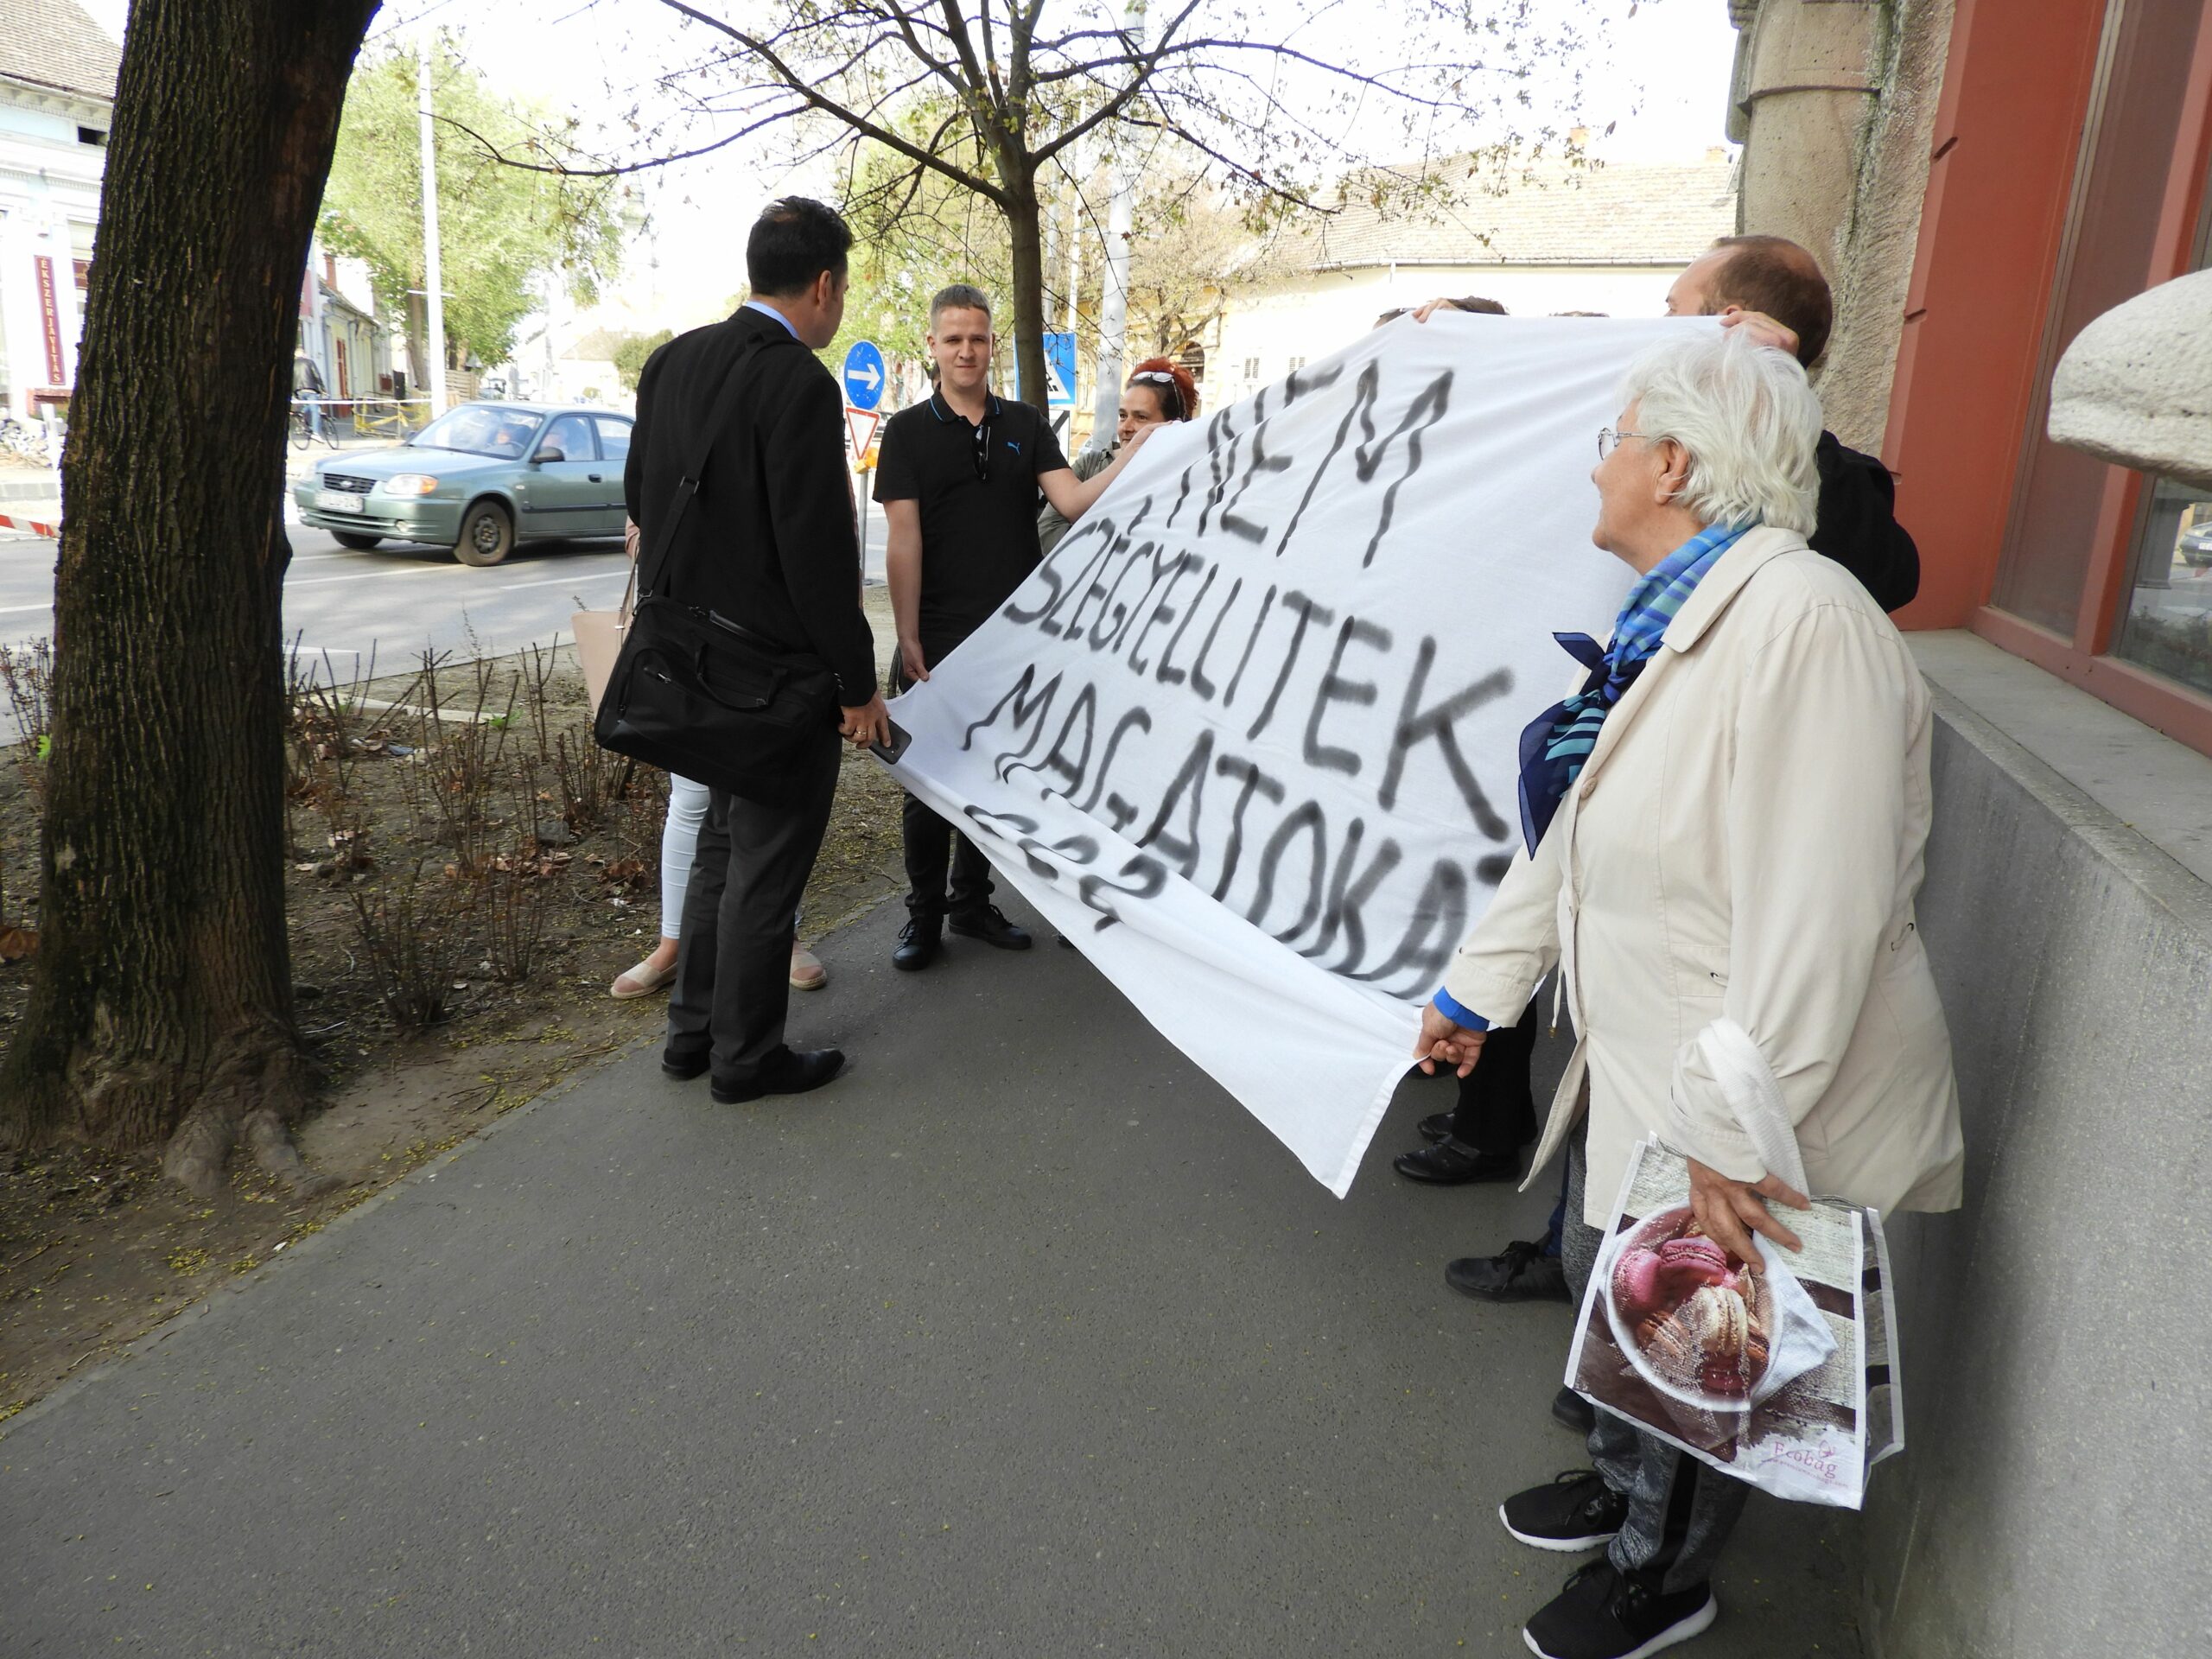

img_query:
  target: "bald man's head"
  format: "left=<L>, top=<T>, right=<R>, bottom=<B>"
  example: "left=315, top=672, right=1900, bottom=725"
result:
left=1665, top=235, right=1834, bottom=368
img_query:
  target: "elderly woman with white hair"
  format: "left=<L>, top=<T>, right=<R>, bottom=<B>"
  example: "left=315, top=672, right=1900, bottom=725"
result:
left=1417, top=331, right=1962, bottom=1659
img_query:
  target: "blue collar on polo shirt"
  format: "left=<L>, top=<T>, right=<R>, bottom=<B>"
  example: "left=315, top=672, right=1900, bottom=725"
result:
left=929, top=390, right=1003, bottom=424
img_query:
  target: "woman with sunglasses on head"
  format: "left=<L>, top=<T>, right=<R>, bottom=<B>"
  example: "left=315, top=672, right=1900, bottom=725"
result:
left=1037, top=357, right=1200, bottom=555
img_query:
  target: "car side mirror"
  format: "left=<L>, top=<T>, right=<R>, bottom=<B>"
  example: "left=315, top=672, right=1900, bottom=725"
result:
left=533, top=446, right=565, bottom=465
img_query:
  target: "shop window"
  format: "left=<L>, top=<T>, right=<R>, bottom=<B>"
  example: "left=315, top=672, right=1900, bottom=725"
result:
left=1990, top=0, right=2204, bottom=636
left=2107, top=164, right=2212, bottom=701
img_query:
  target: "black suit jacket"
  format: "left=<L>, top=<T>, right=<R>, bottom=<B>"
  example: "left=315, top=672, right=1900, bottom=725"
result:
left=1811, top=432, right=1919, bottom=613
left=624, top=308, right=876, bottom=702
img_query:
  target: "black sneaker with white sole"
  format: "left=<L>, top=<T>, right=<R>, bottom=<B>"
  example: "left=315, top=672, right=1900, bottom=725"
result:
left=1500, top=1469, right=1630, bottom=1551
left=1522, top=1560, right=1716, bottom=1659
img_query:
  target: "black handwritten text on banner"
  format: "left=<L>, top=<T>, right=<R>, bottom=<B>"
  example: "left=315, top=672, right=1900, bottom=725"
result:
left=887, top=315, right=1707, bottom=1194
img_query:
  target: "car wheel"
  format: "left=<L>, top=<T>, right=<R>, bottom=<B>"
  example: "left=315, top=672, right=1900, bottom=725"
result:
left=332, top=530, right=382, bottom=550
left=454, top=500, right=514, bottom=568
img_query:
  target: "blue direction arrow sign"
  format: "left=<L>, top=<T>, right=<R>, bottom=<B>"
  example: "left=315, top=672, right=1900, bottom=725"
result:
left=842, top=340, right=886, bottom=410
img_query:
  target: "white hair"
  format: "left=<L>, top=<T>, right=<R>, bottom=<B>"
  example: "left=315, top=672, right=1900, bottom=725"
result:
left=1619, top=330, right=1822, bottom=536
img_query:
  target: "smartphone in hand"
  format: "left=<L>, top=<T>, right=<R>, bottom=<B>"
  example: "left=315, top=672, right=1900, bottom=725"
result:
left=869, top=719, right=912, bottom=765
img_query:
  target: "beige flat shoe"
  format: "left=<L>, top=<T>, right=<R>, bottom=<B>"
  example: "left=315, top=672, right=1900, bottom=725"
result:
left=610, top=955, right=677, bottom=1000
left=789, top=944, right=827, bottom=991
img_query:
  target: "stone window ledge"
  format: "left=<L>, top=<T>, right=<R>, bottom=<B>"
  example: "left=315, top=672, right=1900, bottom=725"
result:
left=1911, top=630, right=2212, bottom=928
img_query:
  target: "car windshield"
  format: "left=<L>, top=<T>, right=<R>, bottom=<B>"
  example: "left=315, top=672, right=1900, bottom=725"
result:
left=410, top=405, right=544, bottom=459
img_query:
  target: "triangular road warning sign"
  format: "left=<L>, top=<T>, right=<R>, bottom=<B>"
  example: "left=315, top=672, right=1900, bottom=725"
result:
left=845, top=406, right=880, bottom=461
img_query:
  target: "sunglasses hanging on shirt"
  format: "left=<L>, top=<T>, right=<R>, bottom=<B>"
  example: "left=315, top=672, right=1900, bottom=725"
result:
left=970, top=408, right=994, bottom=481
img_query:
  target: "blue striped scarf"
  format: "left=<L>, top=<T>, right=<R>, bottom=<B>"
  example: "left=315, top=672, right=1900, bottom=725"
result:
left=1515, top=522, right=1750, bottom=854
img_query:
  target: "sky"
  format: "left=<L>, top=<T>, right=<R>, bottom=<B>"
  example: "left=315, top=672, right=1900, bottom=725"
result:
left=78, top=0, right=1744, bottom=334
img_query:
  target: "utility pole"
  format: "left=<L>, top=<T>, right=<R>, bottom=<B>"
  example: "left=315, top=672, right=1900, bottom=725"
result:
left=416, top=30, right=448, bottom=419
left=1089, top=0, right=1146, bottom=441
left=1062, top=175, right=1083, bottom=426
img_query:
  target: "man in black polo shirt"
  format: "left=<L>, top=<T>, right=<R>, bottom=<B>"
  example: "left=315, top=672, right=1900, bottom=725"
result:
left=874, top=283, right=1154, bottom=971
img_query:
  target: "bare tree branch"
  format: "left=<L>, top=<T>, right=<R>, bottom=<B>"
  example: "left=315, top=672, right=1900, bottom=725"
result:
left=657, top=0, right=1008, bottom=205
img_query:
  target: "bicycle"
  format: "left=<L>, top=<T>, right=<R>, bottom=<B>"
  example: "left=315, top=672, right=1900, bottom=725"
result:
left=289, top=397, right=339, bottom=452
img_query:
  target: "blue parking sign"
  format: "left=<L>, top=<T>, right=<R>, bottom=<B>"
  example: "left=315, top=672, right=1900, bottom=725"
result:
left=842, top=340, right=886, bottom=410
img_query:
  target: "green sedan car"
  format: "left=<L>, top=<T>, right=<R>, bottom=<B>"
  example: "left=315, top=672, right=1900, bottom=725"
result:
left=291, top=402, right=632, bottom=567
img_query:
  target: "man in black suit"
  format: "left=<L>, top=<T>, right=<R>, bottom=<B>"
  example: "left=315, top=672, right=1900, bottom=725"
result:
left=625, top=197, right=890, bottom=1105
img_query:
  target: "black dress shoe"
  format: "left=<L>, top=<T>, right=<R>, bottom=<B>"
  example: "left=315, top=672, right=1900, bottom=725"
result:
left=893, top=918, right=941, bottom=971
left=1393, top=1139, right=1519, bottom=1185
left=711, top=1046, right=845, bottom=1104
left=661, top=1052, right=709, bottom=1081
left=1417, top=1111, right=1454, bottom=1144
left=1445, top=1239, right=1572, bottom=1302
left=948, top=904, right=1031, bottom=950
left=1553, top=1386, right=1597, bottom=1436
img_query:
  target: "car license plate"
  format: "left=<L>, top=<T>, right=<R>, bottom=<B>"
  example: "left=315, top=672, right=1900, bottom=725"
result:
left=315, top=489, right=365, bottom=514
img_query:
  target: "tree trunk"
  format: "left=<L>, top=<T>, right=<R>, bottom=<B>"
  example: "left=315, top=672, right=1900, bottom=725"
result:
left=1003, top=162, right=1052, bottom=416
left=0, top=0, right=378, bottom=1196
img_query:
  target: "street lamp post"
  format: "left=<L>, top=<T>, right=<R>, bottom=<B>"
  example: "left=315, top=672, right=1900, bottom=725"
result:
left=416, top=31, right=448, bottom=419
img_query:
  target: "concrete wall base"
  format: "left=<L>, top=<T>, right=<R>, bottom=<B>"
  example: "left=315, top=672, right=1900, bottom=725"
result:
left=1859, top=644, right=2212, bottom=1656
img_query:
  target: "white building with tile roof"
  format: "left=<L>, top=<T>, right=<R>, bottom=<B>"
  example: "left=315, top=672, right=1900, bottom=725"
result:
left=1208, top=152, right=1739, bottom=409
left=0, top=0, right=118, bottom=422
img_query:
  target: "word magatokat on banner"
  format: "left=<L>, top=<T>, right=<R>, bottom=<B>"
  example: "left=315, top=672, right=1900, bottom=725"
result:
left=888, top=314, right=1717, bottom=1194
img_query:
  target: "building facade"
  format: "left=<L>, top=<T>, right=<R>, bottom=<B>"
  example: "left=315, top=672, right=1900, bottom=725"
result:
left=299, top=248, right=397, bottom=412
left=1211, top=154, right=1739, bottom=404
left=0, top=1, right=116, bottom=423
left=1727, top=4, right=2212, bottom=1656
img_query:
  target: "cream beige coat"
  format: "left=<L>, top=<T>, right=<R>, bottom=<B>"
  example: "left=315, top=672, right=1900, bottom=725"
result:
left=1443, top=526, right=1964, bottom=1224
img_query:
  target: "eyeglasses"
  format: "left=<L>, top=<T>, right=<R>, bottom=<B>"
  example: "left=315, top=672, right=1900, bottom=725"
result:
left=1597, top=428, right=1647, bottom=461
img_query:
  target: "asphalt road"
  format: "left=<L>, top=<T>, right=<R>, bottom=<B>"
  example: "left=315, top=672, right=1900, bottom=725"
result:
left=0, top=894, right=1859, bottom=1659
left=0, top=499, right=893, bottom=683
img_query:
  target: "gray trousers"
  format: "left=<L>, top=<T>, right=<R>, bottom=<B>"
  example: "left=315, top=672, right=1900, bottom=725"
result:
left=1561, top=1126, right=1749, bottom=1592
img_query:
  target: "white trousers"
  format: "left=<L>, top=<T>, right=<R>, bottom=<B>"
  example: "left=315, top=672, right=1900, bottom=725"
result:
left=660, top=772, right=713, bottom=938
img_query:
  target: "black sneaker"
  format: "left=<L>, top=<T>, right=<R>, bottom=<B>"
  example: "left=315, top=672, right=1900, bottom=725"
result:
left=1522, top=1560, right=1716, bottom=1659
left=1499, top=1470, right=1629, bottom=1552
left=948, top=904, right=1031, bottom=950
left=1446, top=1239, right=1571, bottom=1303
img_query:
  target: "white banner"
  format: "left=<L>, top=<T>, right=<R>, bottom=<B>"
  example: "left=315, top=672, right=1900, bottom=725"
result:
left=887, top=315, right=1705, bottom=1194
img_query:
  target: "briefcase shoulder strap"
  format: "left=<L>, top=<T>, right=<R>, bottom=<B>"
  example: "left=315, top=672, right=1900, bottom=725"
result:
left=637, top=330, right=797, bottom=601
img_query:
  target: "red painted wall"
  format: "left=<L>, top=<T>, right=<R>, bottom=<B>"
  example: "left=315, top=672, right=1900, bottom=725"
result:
left=1882, top=0, right=2113, bottom=631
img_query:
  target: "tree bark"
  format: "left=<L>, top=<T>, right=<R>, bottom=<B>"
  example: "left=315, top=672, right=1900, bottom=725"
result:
left=1002, top=159, right=1052, bottom=416
left=0, top=0, right=378, bottom=1195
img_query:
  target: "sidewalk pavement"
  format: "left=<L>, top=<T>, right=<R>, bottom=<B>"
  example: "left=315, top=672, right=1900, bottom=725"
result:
left=0, top=893, right=1859, bottom=1657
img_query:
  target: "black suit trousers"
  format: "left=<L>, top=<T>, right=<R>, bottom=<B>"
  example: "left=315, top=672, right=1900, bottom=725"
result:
left=891, top=653, right=994, bottom=922
left=665, top=732, right=842, bottom=1080
left=1449, top=1001, right=1540, bottom=1157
